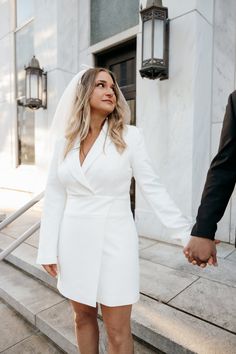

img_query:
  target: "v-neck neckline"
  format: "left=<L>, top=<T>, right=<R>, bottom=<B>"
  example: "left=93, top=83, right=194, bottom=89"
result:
left=78, top=119, right=108, bottom=168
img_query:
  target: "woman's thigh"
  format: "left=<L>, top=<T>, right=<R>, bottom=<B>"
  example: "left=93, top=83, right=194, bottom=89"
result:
left=70, top=300, right=98, bottom=321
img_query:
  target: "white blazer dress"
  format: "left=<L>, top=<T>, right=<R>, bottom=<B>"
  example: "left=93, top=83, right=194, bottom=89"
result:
left=36, top=121, right=191, bottom=307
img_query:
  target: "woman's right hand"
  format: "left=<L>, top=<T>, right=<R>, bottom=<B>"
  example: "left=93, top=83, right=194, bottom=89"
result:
left=42, top=264, right=58, bottom=277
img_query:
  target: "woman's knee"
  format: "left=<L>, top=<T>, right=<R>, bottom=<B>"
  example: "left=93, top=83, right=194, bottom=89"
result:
left=70, top=301, right=98, bottom=328
left=106, top=324, right=132, bottom=347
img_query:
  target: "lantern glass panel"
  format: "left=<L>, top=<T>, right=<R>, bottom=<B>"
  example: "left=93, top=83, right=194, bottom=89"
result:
left=143, top=20, right=152, bottom=61
left=30, top=72, right=38, bottom=99
left=38, top=75, right=42, bottom=101
left=154, top=18, right=164, bottom=59
left=42, top=74, right=47, bottom=107
left=26, top=70, right=30, bottom=99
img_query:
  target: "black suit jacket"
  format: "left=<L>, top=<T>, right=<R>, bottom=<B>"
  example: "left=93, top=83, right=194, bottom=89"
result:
left=191, top=90, right=236, bottom=240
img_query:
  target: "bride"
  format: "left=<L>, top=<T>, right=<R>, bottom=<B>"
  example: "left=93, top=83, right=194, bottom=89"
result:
left=36, top=67, right=192, bottom=354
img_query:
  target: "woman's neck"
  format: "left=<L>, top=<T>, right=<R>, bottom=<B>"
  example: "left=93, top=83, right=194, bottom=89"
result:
left=89, top=115, right=107, bottom=134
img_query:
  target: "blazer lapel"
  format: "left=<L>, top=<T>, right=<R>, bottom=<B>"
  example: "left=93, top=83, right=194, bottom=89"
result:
left=66, top=142, right=93, bottom=192
left=65, top=119, right=112, bottom=192
left=82, top=120, right=112, bottom=174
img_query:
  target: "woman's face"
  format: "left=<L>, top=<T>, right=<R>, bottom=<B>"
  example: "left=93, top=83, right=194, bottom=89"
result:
left=89, top=71, right=117, bottom=117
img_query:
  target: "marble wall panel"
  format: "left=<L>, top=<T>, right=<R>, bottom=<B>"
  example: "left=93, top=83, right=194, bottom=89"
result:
left=136, top=12, right=205, bottom=239
left=192, top=14, right=213, bottom=216
left=78, top=0, right=90, bottom=53
left=0, top=0, right=10, bottom=38
left=0, top=101, right=15, bottom=170
left=35, top=0, right=78, bottom=73
left=0, top=34, right=11, bottom=103
left=211, top=0, right=236, bottom=123
left=165, top=0, right=213, bottom=23
left=196, top=0, right=214, bottom=24
left=57, top=0, right=78, bottom=73
left=78, top=48, right=93, bottom=69
left=165, top=0, right=196, bottom=18
left=34, top=0, right=57, bottom=72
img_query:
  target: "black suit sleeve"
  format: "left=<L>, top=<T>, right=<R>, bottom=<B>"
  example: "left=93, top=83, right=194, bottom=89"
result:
left=191, top=91, right=236, bottom=240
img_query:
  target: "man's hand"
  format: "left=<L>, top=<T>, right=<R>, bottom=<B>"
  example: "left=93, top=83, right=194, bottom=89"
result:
left=42, top=264, right=58, bottom=277
left=183, top=236, right=220, bottom=268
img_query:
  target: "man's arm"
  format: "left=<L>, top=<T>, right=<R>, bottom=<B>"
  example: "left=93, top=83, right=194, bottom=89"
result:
left=184, top=91, right=236, bottom=266
left=192, top=91, right=236, bottom=239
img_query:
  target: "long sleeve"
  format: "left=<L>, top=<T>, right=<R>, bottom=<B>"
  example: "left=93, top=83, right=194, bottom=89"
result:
left=191, top=91, right=236, bottom=240
left=36, top=140, right=67, bottom=264
left=130, top=127, right=192, bottom=246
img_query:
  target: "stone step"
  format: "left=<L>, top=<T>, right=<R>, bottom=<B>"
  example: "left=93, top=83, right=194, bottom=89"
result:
left=1, top=190, right=236, bottom=353
left=0, top=232, right=57, bottom=289
left=1, top=232, right=236, bottom=353
left=0, top=298, right=65, bottom=354
left=1, top=259, right=236, bottom=354
left=0, top=261, right=159, bottom=354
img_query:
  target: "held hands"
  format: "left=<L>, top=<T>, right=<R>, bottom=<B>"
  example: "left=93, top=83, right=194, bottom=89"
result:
left=42, top=264, right=58, bottom=277
left=183, top=236, right=220, bottom=268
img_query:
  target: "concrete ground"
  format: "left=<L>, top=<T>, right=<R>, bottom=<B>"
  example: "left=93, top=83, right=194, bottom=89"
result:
left=0, top=188, right=236, bottom=353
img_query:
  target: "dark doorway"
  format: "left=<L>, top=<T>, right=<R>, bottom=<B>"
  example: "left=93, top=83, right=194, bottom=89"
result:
left=95, top=39, right=136, bottom=213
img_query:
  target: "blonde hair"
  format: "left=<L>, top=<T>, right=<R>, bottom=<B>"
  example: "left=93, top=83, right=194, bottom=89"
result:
left=64, top=67, right=129, bottom=157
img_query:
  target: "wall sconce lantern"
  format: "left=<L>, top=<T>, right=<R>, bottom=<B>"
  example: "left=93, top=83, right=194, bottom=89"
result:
left=140, top=0, right=169, bottom=80
left=18, top=55, right=47, bottom=110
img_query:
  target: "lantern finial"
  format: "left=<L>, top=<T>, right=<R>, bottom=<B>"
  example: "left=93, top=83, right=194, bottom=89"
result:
left=28, top=55, right=40, bottom=69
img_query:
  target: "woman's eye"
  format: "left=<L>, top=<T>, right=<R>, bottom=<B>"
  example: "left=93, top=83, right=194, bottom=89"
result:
left=97, top=83, right=104, bottom=87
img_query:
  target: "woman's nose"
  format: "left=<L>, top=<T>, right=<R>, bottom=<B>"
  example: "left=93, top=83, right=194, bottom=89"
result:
left=106, top=87, right=114, bottom=96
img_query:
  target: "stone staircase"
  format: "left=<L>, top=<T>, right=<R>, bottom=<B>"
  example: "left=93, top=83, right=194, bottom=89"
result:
left=0, top=197, right=236, bottom=353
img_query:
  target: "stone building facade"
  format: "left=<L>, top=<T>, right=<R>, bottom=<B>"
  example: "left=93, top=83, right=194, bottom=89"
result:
left=0, top=0, right=236, bottom=244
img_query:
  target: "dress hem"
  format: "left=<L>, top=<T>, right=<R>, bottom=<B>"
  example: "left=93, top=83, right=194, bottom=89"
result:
left=57, top=283, right=140, bottom=308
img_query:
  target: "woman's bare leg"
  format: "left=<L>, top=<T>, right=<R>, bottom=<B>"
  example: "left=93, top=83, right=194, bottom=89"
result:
left=70, top=300, right=99, bottom=354
left=101, top=304, right=133, bottom=354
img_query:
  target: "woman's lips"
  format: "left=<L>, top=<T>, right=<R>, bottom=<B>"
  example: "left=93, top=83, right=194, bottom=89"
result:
left=102, top=100, right=113, bottom=104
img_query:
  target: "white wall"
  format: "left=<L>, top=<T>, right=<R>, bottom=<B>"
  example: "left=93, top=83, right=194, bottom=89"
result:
left=135, top=0, right=213, bottom=243
left=34, top=0, right=79, bottom=172
left=0, top=0, right=16, bottom=170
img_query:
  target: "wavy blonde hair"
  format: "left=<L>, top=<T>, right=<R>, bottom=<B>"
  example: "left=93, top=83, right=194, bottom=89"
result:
left=64, top=67, right=129, bottom=157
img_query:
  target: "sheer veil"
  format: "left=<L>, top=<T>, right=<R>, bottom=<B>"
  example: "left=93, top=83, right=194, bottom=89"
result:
left=48, top=68, right=88, bottom=154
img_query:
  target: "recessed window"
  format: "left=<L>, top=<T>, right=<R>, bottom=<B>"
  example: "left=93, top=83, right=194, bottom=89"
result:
left=91, top=0, right=139, bottom=44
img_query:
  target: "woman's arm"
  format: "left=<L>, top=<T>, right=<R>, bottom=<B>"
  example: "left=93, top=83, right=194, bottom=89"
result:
left=36, top=140, right=67, bottom=265
left=130, top=127, right=192, bottom=246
